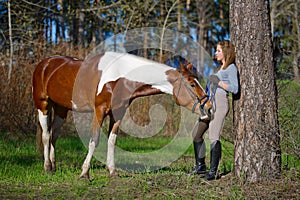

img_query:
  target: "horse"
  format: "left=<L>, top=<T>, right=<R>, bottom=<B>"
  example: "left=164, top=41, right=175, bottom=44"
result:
left=32, top=51, right=213, bottom=180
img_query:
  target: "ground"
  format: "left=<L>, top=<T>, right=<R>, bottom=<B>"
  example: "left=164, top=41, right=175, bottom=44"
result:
left=0, top=133, right=299, bottom=199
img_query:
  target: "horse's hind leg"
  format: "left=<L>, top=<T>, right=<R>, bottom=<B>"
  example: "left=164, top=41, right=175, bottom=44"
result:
left=49, top=105, right=68, bottom=171
left=49, top=115, right=65, bottom=171
left=38, top=109, right=52, bottom=172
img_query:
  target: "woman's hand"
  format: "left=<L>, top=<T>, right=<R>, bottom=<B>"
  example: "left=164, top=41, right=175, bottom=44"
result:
left=218, top=81, right=228, bottom=90
left=208, top=75, right=220, bottom=84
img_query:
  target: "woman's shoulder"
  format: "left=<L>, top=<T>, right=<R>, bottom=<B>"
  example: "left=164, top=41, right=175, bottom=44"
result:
left=228, top=63, right=236, bottom=68
left=227, top=63, right=237, bottom=71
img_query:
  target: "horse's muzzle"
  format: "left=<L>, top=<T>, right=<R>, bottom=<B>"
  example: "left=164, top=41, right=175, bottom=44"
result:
left=199, top=104, right=213, bottom=121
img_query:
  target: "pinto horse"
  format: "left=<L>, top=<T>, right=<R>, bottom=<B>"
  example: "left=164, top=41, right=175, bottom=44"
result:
left=32, top=52, right=212, bottom=179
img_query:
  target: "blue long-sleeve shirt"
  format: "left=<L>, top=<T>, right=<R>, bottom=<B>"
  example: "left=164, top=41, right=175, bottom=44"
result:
left=215, top=63, right=239, bottom=94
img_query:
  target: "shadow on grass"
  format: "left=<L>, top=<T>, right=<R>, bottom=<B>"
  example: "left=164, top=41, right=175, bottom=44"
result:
left=0, top=154, right=40, bottom=167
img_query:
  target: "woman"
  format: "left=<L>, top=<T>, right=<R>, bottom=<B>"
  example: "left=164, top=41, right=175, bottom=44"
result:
left=189, top=40, right=239, bottom=180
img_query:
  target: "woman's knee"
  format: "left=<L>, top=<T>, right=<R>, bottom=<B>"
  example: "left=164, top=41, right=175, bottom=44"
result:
left=209, top=135, right=220, bottom=144
left=192, top=120, right=209, bottom=142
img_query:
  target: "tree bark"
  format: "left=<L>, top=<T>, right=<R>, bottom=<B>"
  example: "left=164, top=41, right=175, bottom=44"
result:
left=230, top=0, right=281, bottom=182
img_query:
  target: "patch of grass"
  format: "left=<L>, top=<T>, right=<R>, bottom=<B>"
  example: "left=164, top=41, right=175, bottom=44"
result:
left=277, top=80, right=300, bottom=169
left=0, top=132, right=299, bottom=199
left=116, top=136, right=173, bottom=153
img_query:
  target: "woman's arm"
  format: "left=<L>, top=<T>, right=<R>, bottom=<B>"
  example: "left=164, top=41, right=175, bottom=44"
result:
left=218, top=65, right=239, bottom=94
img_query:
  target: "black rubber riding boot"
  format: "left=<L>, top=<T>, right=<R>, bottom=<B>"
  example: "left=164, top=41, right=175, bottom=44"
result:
left=188, top=140, right=207, bottom=175
left=205, top=140, right=221, bottom=180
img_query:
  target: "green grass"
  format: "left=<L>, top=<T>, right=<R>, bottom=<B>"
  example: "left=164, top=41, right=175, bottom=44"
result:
left=116, top=136, right=174, bottom=152
left=0, top=132, right=299, bottom=199
left=277, top=80, right=300, bottom=170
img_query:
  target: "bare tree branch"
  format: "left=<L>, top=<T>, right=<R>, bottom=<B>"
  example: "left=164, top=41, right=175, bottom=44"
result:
left=20, top=0, right=56, bottom=12
left=160, top=0, right=179, bottom=62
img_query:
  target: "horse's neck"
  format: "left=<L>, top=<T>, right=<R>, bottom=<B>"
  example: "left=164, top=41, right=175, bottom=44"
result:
left=97, top=52, right=174, bottom=95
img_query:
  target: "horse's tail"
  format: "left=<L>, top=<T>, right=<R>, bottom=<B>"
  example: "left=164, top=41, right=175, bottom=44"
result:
left=36, top=113, right=44, bottom=155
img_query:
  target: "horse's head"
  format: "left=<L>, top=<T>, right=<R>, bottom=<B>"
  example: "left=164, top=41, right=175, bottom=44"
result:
left=167, top=63, right=213, bottom=121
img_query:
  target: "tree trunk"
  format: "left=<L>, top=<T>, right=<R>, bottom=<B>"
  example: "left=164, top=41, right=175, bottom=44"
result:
left=8, top=0, right=13, bottom=80
left=230, top=0, right=281, bottom=182
left=78, top=1, right=85, bottom=57
left=196, top=0, right=207, bottom=75
left=57, top=0, right=65, bottom=43
left=292, top=2, right=300, bottom=83
left=177, top=0, right=181, bottom=31
left=48, top=0, right=52, bottom=44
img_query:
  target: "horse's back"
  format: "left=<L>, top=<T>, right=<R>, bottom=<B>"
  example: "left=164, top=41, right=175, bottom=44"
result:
left=33, top=56, right=82, bottom=79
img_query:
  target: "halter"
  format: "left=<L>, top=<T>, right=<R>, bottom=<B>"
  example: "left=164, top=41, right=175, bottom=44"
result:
left=179, top=75, right=209, bottom=114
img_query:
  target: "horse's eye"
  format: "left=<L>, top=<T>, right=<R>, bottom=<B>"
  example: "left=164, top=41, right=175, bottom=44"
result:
left=190, top=83, right=196, bottom=87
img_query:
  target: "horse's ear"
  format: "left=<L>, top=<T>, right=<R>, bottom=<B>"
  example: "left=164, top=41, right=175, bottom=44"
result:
left=178, top=63, right=194, bottom=74
left=178, top=62, right=186, bottom=73
left=187, top=63, right=193, bottom=71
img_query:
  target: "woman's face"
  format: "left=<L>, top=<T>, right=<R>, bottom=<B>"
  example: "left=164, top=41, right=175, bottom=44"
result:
left=215, top=44, right=225, bottom=63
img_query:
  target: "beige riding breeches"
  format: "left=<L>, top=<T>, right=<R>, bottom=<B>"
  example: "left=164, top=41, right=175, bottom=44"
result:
left=208, top=92, right=229, bottom=143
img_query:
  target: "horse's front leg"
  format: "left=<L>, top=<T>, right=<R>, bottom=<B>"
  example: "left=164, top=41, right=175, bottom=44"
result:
left=79, top=111, right=102, bottom=180
left=38, top=110, right=52, bottom=172
left=106, top=120, right=121, bottom=176
left=78, top=132, right=99, bottom=180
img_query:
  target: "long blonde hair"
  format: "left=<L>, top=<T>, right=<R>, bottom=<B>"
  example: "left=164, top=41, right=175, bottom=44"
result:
left=218, top=40, right=235, bottom=70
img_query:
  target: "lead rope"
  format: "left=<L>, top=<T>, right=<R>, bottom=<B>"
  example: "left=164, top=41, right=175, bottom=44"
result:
left=205, top=80, right=216, bottom=113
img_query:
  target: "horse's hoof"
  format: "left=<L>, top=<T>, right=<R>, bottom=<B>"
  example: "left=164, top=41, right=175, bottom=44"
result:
left=109, top=171, right=119, bottom=178
left=44, top=164, right=52, bottom=172
left=44, top=166, right=53, bottom=174
left=78, top=174, right=90, bottom=182
left=51, top=163, right=56, bottom=172
left=44, top=169, right=55, bottom=175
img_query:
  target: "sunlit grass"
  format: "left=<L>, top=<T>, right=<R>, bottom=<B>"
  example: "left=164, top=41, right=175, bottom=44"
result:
left=0, top=131, right=299, bottom=199
left=0, top=131, right=241, bottom=183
